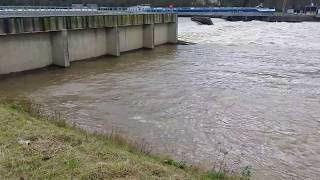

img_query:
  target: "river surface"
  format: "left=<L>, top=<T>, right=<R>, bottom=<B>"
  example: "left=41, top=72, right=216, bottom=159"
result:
left=1, top=18, right=320, bottom=179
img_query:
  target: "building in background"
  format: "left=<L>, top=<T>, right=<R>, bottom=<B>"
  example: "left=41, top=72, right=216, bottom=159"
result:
left=127, top=4, right=151, bottom=12
left=305, top=4, right=318, bottom=15
left=196, top=0, right=220, bottom=6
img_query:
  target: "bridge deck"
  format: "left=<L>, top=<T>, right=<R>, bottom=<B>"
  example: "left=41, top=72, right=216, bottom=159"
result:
left=0, top=6, right=174, bottom=18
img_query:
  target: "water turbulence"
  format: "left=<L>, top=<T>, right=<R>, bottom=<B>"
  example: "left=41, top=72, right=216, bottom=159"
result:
left=1, top=18, right=320, bottom=179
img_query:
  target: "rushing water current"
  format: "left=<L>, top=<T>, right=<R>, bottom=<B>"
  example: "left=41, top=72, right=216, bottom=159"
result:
left=1, top=18, right=320, bottom=179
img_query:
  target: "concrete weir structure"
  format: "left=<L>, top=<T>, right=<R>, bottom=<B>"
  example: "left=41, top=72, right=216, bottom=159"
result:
left=0, top=13, right=178, bottom=75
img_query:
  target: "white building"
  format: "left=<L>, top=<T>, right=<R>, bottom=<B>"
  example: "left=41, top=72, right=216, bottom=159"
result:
left=127, top=5, right=151, bottom=12
left=196, top=0, right=220, bottom=6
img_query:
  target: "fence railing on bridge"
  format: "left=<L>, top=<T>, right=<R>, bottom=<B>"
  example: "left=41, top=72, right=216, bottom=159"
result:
left=0, top=6, right=175, bottom=18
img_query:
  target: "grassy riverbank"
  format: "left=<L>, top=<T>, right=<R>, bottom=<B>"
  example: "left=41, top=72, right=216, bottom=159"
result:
left=0, top=100, right=249, bottom=179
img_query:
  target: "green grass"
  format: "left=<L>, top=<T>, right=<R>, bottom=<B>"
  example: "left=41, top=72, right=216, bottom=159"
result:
left=0, top=100, right=249, bottom=179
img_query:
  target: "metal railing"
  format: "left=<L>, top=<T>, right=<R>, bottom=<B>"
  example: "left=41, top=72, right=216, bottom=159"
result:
left=0, top=6, right=99, bottom=17
left=0, top=6, right=175, bottom=17
left=175, top=12, right=275, bottom=17
left=0, top=6, right=278, bottom=17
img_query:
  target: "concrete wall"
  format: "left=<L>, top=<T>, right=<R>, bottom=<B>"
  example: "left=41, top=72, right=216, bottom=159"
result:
left=0, top=33, right=52, bottom=74
left=154, top=24, right=169, bottom=46
left=68, top=29, right=107, bottom=62
left=143, top=24, right=154, bottom=49
left=119, top=26, right=144, bottom=52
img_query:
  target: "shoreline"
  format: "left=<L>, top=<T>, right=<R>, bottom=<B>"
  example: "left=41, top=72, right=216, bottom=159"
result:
left=0, top=99, right=250, bottom=179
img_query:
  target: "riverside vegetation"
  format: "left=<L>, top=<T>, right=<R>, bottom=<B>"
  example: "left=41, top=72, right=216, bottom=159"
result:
left=0, top=98, right=251, bottom=179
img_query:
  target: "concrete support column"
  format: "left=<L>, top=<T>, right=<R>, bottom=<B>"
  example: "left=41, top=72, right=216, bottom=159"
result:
left=50, top=17, right=57, bottom=31
left=168, top=22, right=178, bottom=44
left=94, top=16, right=99, bottom=28
left=0, top=19, right=5, bottom=34
left=143, top=24, right=154, bottom=49
left=16, top=18, right=24, bottom=33
left=57, top=17, right=65, bottom=30
left=43, top=17, right=51, bottom=32
left=88, top=16, right=94, bottom=28
left=33, top=17, right=41, bottom=32
left=8, top=18, right=17, bottom=34
left=71, top=17, right=77, bottom=29
left=51, top=30, right=70, bottom=67
left=23, top=18, right=33, bottom=32
left=106, top=27, right=120, bottom=56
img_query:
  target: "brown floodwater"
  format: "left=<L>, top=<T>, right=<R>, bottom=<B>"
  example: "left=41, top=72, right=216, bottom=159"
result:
left=0, top=18, right=320, bottom=179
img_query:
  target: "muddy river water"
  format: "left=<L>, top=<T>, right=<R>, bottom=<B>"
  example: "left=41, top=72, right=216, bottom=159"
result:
left=1, top=18, right=320, bottom=179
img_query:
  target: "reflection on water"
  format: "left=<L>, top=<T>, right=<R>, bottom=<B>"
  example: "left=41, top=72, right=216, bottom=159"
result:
left=1, top=18, right=320, bottom=179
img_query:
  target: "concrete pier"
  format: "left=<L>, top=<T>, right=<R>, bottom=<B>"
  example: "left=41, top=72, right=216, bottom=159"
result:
left=51, top=30, right=70, bottom=67
left=0, top=13, right=178, bottom=75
